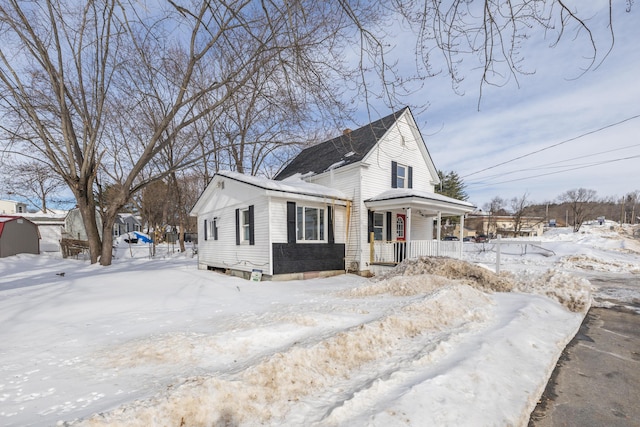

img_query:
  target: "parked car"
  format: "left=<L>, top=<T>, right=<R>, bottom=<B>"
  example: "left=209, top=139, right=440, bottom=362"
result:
left=475, top=235, right=489, bottom=243
left=463, top=236, right=475, bottom=242
left=442, top=235, right=459, bottom=241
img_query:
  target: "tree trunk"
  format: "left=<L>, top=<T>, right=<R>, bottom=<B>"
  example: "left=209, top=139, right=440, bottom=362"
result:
left=76, top=198, right=102, bottom=264
left=100, top=213, right=117, bottom=266
left=178, top=215, right=186, bottom=253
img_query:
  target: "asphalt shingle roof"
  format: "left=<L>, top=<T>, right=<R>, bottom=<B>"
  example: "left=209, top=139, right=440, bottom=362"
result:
left=275, top=107, right=409, bottom=180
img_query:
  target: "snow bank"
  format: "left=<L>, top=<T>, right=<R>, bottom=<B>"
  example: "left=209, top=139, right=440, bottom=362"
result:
left=372, top=256, right=513, bottom=292
left=510, top=270, right=593, bottom=313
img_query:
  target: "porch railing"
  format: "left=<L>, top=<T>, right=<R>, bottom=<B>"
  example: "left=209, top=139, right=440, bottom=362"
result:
left=370, top=239, right=462, bottom=264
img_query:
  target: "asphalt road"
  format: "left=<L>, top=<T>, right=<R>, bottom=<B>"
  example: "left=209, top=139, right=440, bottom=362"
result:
left=528, top=303, right=640, bottom=426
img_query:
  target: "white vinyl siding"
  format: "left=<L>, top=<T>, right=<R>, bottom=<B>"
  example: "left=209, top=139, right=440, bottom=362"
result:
left=196, top=178, right=270, bottom=274
left=305, top=110, right=440, bottom=271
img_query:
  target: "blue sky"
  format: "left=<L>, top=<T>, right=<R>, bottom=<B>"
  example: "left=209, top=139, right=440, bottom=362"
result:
left=355, top=2, right=640, bottom=209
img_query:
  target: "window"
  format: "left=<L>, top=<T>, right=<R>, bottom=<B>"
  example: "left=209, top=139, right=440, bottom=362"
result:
left=373, top=212, right=384, bottom=241
left=235, top=206, right=254, bottom=245
left=241, top=209, right=251, bottom=242
left=297, top=206, right=325, bottom=241
left=391, top=161, right=412, bottom=189
left=209, top=219, right=217, bottom=240
left=396, top=216, right=405, bottom=239
left=396, top=164, right=406, bottom=188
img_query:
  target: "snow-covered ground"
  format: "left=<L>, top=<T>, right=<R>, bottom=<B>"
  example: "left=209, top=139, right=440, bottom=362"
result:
left=0, top=222, right=638, bottom=426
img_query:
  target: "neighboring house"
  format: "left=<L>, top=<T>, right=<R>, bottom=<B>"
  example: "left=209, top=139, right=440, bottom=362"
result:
left=112, top=213, right=142, bottom=237
left=465, top=213, right=545, bottom=238
left=0, top=199, right=28, bottom=215
left=190, top=107, right=474, bottom=280
left=63, top=208, right=103, bottom=240
left=24, top=210, right=67, bottom=252
left=0, top=215, right=40, bottom=258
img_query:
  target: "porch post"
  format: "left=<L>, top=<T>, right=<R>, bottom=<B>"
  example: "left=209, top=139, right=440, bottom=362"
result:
left=406, top=207, right=412, bottom=258
left=459, top=213, right=465, bottom=259
left=436, top=211, right=442, bottom=256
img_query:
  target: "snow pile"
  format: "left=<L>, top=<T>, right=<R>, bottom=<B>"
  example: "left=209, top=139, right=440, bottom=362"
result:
left=557, top=254, right=640, bottom=274
left=509, top=270, right=593, bottom=313
left=371, top=256, right=513, bottom=292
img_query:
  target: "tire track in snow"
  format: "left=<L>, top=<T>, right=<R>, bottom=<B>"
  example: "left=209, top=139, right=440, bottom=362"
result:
left=73, top=283, right=493, bottom=426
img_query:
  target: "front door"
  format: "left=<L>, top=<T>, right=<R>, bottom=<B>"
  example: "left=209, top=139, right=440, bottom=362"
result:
left=396, top=214, right=406, bottom=241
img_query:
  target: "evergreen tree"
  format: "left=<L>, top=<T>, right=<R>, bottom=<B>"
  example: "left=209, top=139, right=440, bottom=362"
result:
left=436, top=170, right=469, bottom=201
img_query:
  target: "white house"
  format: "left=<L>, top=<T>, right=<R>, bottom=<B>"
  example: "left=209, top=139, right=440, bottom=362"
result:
left=63, top=208, right=103, bottom=240
left=0, top=199, right=28, bottom=215
left=190, top=107, right=474, bottom=280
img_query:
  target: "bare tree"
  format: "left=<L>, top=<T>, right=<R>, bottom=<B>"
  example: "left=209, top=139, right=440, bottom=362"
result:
left=510, top=193, right=529, bottom=237
left=624, top=190, right=639, bottom=224
left=483, top=196, right=506, bottom=237
left=559, top=188, right=598, bottom=232
left=0, top=159, right=66, bottom=212
left=0, top=0, right=627, bottom=265
left=0, top=1, right=353, bottom=264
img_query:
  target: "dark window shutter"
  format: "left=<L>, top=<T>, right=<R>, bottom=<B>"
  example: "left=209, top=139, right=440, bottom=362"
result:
left=248, top=205, right=255, bottom=245
left=367, top=210, right=374, bottom=243
left=327, top=206, right=335, bottom=244
left=286, top=202, right=296, bottom=244
left=391, top=161, right=398, bottom=188
left=213, top=219, right=218, bottom=240
left=235, top=208, right=240, bottom=245
left=204, top=219, right=208, bottom=241
left=386, top=212, right=392, bottom=241
left=408, top=166, right=413, bottom=189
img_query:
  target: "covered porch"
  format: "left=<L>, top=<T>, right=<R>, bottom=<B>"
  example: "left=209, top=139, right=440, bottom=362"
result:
left=364, top=189, right=475, bottom=265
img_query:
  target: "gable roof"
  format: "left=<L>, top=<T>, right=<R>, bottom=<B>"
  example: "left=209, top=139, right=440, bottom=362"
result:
left=0, top=215, right=39, bottom=239
left=190, top=170, right=350, bottom=216
left=275, top=107, right=410, bottom=180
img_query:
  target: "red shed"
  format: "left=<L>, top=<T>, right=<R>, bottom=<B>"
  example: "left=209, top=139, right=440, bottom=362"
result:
left=0, top=215, right=40, bottom=258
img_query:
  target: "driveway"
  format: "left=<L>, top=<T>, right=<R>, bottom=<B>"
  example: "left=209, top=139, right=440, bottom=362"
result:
left=529, top=274, right=640, bottom=426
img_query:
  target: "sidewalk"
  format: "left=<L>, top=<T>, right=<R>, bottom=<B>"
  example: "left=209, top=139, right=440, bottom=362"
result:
left=528, top=306, right=640, bottom=426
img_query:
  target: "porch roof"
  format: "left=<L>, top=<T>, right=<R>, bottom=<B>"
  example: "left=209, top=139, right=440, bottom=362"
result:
left=364, top=188, right=475, bottom=216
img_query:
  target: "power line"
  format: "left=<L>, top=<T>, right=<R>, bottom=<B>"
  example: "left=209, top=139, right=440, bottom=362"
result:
left=467, top=154, right=640, bottom=188
left=467, top=142, right=640, bottom=182
left=462, top=113, right=640, bottom=179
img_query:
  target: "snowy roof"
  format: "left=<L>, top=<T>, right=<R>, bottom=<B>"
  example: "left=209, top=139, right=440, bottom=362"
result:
left=366, top=188, right=475, bottom=209
left=217, top=170, right=349, bottom=201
